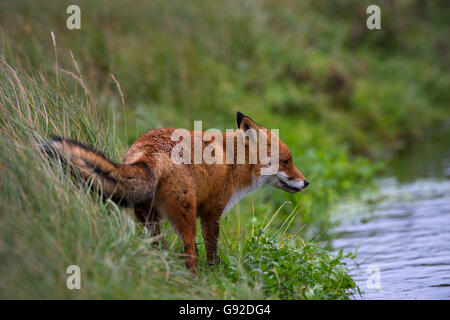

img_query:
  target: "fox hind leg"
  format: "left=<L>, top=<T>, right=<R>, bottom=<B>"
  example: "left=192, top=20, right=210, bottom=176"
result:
left=134, top=201, right=163, bottom=247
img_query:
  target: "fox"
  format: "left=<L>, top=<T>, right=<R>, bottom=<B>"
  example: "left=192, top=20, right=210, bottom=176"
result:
left=42, top=112, right=309, bottom=273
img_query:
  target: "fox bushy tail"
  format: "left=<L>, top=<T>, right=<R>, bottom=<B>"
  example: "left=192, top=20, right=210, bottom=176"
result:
left=42, top=136, right=156, bottom=206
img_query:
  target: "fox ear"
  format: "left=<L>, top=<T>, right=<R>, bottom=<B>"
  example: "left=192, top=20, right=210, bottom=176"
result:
left=236, top=111, right=246, bottom=128
left=236, top=111, right=258, bottom=131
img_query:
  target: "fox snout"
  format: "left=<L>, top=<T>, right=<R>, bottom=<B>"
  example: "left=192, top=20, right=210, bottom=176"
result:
left=299, top=178, right=310, bottom=190
left=275, top=160, right=309, bottom=193
left=270, top=171, right=309, bottom=193
left=282, top=178, right=309, bottom=193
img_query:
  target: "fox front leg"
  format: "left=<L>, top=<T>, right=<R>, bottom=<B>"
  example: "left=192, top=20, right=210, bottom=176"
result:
left=156, top=178, right=198, bottom=274
left=200, top=214, right=220, bottom=266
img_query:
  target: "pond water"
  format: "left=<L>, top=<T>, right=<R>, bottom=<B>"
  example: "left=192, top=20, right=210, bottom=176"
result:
left=331, top=128, right=450, bottom=299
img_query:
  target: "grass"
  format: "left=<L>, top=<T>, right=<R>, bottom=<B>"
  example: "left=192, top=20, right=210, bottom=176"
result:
left=0, top=0, right=449, bottom=299
left=0, top=50, right=357, bottom=299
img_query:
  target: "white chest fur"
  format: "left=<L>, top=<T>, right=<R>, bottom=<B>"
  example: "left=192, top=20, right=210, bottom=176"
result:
left=223, top=176, right=268, bottom=214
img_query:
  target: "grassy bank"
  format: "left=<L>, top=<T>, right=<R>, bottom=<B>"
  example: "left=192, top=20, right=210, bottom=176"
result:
left=0, top=55, right=357, bottom=299
left=0, top=0, right=448, bottom=299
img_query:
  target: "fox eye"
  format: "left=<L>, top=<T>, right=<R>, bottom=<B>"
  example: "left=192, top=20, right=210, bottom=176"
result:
left=283, top=159, right=290, bottom=165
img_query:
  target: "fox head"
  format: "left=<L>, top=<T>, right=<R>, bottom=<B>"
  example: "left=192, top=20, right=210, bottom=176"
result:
left=236, top=111, right=309, bottom=193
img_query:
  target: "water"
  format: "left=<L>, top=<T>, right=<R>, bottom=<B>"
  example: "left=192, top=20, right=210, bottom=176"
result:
left=331, top=128, right=450, bottom=299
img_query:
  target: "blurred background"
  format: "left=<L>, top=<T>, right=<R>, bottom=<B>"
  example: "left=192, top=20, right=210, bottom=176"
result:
left=0, top=0, right=449, bottom=299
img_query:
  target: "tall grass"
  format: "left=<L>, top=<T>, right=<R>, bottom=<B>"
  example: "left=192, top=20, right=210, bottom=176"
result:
left=0, top=42, right=357, bottom=299
left=0, top=49, right=209, bottom=298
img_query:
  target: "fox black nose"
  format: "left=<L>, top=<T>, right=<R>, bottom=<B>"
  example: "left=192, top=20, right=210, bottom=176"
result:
left=303, top=180, right=309, bottom=188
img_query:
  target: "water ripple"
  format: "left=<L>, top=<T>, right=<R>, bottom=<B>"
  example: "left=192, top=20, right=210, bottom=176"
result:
left=331, top=178, right=450, bottom=299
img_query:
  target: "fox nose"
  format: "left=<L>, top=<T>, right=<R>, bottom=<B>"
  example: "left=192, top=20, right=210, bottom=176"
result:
left=303, top=180, right=309, bottom=188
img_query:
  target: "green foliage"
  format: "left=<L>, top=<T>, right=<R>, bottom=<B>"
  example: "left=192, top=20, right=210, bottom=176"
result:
left=0, top=37, right=358, bottom=300
left=0, top=0, right=448, bottom=299
left=228, top=229, right=358, bottom=299
left=196, top=209, right=359, bottom=300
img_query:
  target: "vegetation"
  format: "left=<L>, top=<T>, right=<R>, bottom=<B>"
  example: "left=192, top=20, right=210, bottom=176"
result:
left=0, top=0, right=448, bottom=299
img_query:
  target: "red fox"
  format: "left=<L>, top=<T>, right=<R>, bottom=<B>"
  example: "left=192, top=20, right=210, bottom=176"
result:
left=43, top=112, right=309, bottom=273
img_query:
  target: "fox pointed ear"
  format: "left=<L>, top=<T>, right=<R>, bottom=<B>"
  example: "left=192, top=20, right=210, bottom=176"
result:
left=236, top=111, right=246, bottom=128
left=236, top=111, right=258, bottom=131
